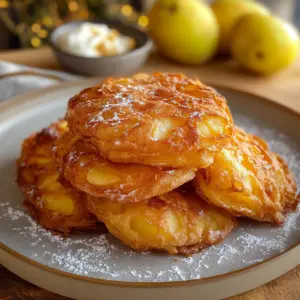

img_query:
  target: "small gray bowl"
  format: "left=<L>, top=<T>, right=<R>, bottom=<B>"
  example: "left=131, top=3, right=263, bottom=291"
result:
left=49, top=20, right=153, bottom=76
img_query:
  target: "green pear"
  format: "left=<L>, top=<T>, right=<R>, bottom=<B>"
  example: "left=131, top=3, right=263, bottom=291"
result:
left=230, top=13, right=299, bottom=75
left=211, top=0, right=269, bottom=54
left=148, top=0, right=219, bottom=64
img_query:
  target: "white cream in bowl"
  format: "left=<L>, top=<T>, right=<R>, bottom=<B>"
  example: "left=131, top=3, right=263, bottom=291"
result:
left=56, top=22, right=136, bottom=57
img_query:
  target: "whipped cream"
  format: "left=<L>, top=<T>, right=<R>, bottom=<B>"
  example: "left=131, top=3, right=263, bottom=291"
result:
left=57, top=23, right=135, bottom=57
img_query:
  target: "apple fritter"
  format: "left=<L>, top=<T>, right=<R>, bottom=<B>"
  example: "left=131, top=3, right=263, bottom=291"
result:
left=17, top=121, right=98, bottom=233
left=194, top=127, right=298, bottom=224
left=55, top=131, right=196, bottom=203
left=87, top=189, right=236, bottom=255
left=67, top=73, right=233, bottom=168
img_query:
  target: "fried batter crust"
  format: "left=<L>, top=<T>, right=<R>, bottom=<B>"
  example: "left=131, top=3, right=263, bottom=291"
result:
left=87, top=189, right=236, bottom=255
left=55, top=132, right=196, bottom=203
left=17, top=121, right=98, bottom=233
left=194, top=127, right=298, bottom=224
left=67, top=73, right=233, bottom=168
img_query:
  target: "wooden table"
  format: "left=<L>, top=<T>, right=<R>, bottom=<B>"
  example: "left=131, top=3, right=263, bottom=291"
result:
left=0, top=47, right=299, bottom=300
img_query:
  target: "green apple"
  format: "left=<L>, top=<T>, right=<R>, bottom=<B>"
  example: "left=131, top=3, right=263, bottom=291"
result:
left=230, top=13, right=299, bottom=75
left=211, top=0, right=269, bottom=54
left=148, top=0, right=219, bottom=64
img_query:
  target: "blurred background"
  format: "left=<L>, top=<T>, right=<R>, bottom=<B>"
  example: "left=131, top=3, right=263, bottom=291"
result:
left=0, top=0, right=299, bottom=50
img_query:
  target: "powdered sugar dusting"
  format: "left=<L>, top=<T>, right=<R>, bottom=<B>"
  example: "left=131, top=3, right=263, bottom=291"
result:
left=1, top=191, right=299, bottom=282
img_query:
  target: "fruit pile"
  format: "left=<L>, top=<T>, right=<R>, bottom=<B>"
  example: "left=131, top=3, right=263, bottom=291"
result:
left=148, top=0, right=300, bottom=75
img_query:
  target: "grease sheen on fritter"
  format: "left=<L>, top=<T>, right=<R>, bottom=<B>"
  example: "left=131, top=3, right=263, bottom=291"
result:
left=55, top=132, right=196, bottom=203
left=17, top=121, right=98, bottom=233
left=67, top=73, right=233, bottom=168
left=194, top=127, right=298, bottom=224
left=88, top=189, right=236, bottom=255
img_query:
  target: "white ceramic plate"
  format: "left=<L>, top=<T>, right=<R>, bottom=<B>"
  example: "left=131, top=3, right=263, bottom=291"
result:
left=0, top=79, right=299, bottom=300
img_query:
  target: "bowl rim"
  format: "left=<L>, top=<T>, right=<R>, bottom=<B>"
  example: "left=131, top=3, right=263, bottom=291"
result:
left=49, top=19, right=153, bottom=61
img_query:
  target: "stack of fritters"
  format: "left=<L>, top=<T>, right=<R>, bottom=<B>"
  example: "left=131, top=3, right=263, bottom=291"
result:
left=17, top=73, right=299, bottom=255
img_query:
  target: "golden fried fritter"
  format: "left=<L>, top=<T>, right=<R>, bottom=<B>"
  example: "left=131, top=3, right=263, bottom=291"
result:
left=55, top=131, right=196, bottom=203
left=194, top=127, right=298, bottom=224
left=88, top=189, right=236, bottom=255
left=67, top=73, right=233, bottom=168
left=17, top=121, right=98, bottom=233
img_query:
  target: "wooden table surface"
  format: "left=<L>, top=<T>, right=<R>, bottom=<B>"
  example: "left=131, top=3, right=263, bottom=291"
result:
left=0, top=47, right=299, bottom=300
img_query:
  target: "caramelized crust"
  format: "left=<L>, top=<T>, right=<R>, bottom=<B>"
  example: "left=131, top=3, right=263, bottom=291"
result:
left=67, top=73, right=233, bottom=168
left=55, top=131, right=196, bottom=203
left=88, top=189, right=236, bottom=255
left=16, top=71, right=299, bottom=256
left=17, top=121, right=98, bottom=233
left=194, top=127, right=298, bottom=224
